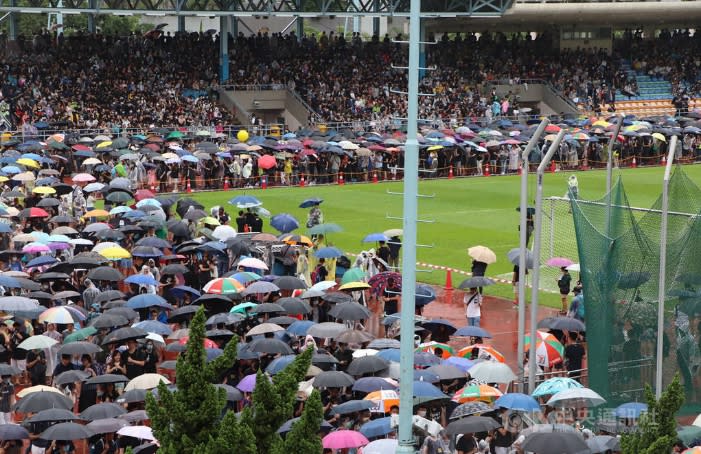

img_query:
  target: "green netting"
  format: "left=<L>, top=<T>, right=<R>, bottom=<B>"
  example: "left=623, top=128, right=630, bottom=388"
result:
left=571, top=166, right=701, bottom=409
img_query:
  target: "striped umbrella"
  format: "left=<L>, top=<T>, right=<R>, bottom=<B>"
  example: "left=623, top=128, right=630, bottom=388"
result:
left=416, top=341, right=454, bottom=359
left=457, top=344, right=505, bottom=363
left=452, top=384, right=503, bottom=404
left=525, top=332, right=565, bottom=368
left=363, top=390, right=399, bottom=413
left=203, top=278, right=245, bottom=295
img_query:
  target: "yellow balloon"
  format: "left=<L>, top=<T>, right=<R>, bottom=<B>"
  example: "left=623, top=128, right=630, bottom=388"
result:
left=237, top=130, right=249, bottom=143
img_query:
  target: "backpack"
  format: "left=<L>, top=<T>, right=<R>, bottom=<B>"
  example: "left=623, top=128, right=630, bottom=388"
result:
left=310, top=265, right=323, bottom=284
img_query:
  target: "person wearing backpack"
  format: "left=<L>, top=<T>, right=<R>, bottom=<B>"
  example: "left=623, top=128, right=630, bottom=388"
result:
left=311, top=259, right=328, bottom=284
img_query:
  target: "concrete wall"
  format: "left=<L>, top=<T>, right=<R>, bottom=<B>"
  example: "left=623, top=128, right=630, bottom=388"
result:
left=493, top=83, right=578, bottom=116
left=218, top=88, right=308, bottom=130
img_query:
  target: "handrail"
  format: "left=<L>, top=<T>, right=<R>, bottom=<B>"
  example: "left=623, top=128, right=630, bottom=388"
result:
left=220, top=84, right=287, bottom=91
left=286, top=88, right=321, bottom=120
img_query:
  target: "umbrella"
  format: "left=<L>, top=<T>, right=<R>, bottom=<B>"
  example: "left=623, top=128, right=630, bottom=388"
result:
left=101, top=327, right=148, bottom=345
left=425, top=364, right=465, bottom=381
left=80, top=402, right=127, bottom=421
left=457, top=344, right=505, bottom=362
left=359, top=416, right=395, bottom=438
left=446, top=416, right=501, bottom=435
left=241, top=280, right=280, bottom=295
left=322, top=430, right=369, bottom=450
left=547, top=387, right=606, bottom=408
left=84, top=374, right=130, bottom=386
left=467, top=245, right=497, bottom=264
left=91, top=313, right=129, bottom=329
left=450, top=401, right=494, bottom=419
left=307, top=322, right=348, bottom=338
left=331, top=400, right=376, bottom=416
left=346, top=356, right=389, bottom=376
left=532, top=377, right=584, bottom=397
left=246, top=322, right=285, bottom=337
left=315, top=246, right=344, bottom=259
left=367, top=338, right=400, bottom=349
left=454, top=326, right=492, bottom=338
left=117, top=425, right=155, bottom=441
left=458, top=276, right=495, bottom=289
left=416, top=341, right=454, bottom=359
left=494, top=393, right=541, bottom=412
left=265, top=355, right=297, bottom=375
left=273, top=276, right=308, bottom=290
left=363, top=439, right=398, bottom=454
left=352, top=377, right=397, bottom=393
left=452, top=384, right=503, bottom=403
left=308, top=223, right=342, bottom=235
left=525, top=332, right=565, bottom=368
left=329, top=302, right=371, bottom=321
left=270, top=213, right=299, bottom=233
left=277, top=297, right=311, bottom=315
left=299, top=197, right=323, bottom=208
left=17, top=335, right=58, bottom=350
left=537, top=316, right=586, bottom=332
left=53, top=370, right=90, bottom=386
left=25, top=408, right=81, bottom=423
left=286, top=320, right=316, bottom=336
left=125, top=373, right=171, bottom=391
left=0, top=424, right=29, bottom=440
left=614, top=402, right=648, bottom=418
left=546, top=257, right=574, bottom=267
left=116, top=389, right=147, bottom=404
left=588, top=435, right=619, bottom=453
left=128, top=294, right=172, bottom=310
left=203, top=277, right=244, bottom=294
left=238, top=257, right=269, bottom=270
left=132, top=320, right=173, bottom=335
left=363, top=233, right=389, bottom=242
left=86, top=418, right=128, bottom=434
left=507, top=247, right=534, bottom=269
left=87, top=266, right=124, bottom=281
left=521, top=432, right=589, bottom=454
left=277, top=416, right=334, bottom=434
left=236, top=373, right=265, bottom=392
left=15, top=391, right=73, bottom=412
left=313, top=371, right=355, bottom=388
left=40, top=422, right=94, bottom=441
left=247, top=338, right=294, bottom=355
left=336, top=329, right=374, bottom=344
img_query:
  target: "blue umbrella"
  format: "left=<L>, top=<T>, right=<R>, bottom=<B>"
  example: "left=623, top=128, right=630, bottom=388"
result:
left=442, top=356, right=475, bottom=372
left=127, top=294, right=171, bottom=310
left=299, top=198, right=323, bottom=209
left=415, top=284, right=436, bottom=306
left=228, top=195, right=262, bottom=208
left=0, top=275, right=21, bottom=288
left=286, top=320, right=316, bottom=336
left=124, top=275, right=159, bottom=286
left=352, top=377, right=397, bottom=393
left=169, top=286, right=201, bottom=298
left=314, top=247, right=343, bottom=259
left=329, top=400, right=374, bottom=416
left=265, top=355, right=296, bottom=374
left=414, top=370, right=440, bottom=383
left=614, top=402, right=647, bottom=418
left=376, top=349, right=400, bottom=362
left=454, top=326, right=493, bottom=339
left=363, top=233, right=388, bottom=243
left=414, top=352, right=442, bottom=367
left=359, top=417, right=394, bottom=438
left=229, top=272, right=261, bottom=284
left=206, top=348, right=224, bottom=362
left=1, top=166, right=20, bottom=174
left=412, top=381, right=447, bottom=399
left=270, top=214, right=299, bottom=233
left=136, top=237, right=171, bottom=249
left=27, top=256, right=58, bottom=268
left=494, top=393, right=541, bottom=412
left=21, top=153, right=42, bottom=161
left=0, top=223, right=12, bottom=233
left=198, top=241, right=227, bottom=253
left=132, top=320, right=173, bottom=335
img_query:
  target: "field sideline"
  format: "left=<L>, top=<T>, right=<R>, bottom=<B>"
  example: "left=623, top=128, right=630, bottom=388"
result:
left=188, top=164, right=701, bottom=307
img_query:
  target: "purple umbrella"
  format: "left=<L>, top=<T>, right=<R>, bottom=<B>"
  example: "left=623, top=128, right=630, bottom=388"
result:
left=236, top=373, right=258, bottom=392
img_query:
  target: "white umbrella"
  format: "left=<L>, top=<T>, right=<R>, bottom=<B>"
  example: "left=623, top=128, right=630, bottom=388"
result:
left=238, top=257, right=269, bottom=270
left=566, top=263, right=581, bottom=272
left=17, top=385, right=64, bottom=398
left=212, top=225, right=237, bottom=241
left=92, top=242, right=121, bottom=252
left=17, top=335, right=58, bottom=350
left=468, top=361, right=517, bottom=384
left=310, top=281, right=337, bottom=292
left=546, top=387, right=606, bottom=408
left=125, top=373, right=171, bottom=391
left=363, top=439, right=398, bottom=454
left=246, top=323, right=284, bottom=337
left=117, top=425, right=155, bottom=441
left=467, top=245, right=497, bottom=264
left=351, top=349, right=378, bottom=358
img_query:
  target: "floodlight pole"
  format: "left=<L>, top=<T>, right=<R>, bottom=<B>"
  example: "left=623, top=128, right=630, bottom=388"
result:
left=517, top=119, right=549, bottom=389
left=396, top=0, right=419, bottom=450
left=529, top=129, right=565, bottom=393
left=656, top=135, right=677, bottom=399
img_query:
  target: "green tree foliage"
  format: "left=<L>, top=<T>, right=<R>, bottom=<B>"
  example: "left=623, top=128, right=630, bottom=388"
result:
left=270, top=390, right=324, bottom=454
left=205, top=410, right=257, bottom=454
left=1, top=9, right=147, bottom=36
left=240, top=347, right=313, bottom=454
left=621, top=374, right=684, bottom=454
left=146, top=307, right=238, bottom=454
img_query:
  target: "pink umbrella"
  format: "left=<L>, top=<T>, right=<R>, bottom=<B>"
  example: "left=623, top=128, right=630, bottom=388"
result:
left=258, top=155, right=277, bottom=170
left=72, top=173, right=96, bottom=183
left=22, top=242, right=51, bottom=253
left=322, top=430, right=369, bottom=450
left=546, top=257, right=574, bottom=267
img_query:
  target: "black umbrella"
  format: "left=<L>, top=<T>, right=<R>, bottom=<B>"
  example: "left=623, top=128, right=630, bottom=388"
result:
left=57, top=341, right=102, bottom=356
left=335, top=329, right=375, bottom=344
left=247, top=338, right=294, bottom=355
left=449, top=402, right=494, bottom=420
left=206, top=313, right=242, bottom=326
left=36, top=272, right=70, bottom=281
left=176, top=198, right=205, bottom=217
left=51, top=183, right=73, bottom=196
left=116, top=389, right=147, bottom=404
left=329, top=399, right=374, bottom=416
left=106, top=191, right=133, bottom=203
left=161, top=264, right=190, bottom=275
left=346, top=356, right=389, bottom=376
left=53, top=370, right=91, bottom=386
left=14, top=391, right=73, bottom=412
left=277, top=416, right=333, bottom=434
left=273, top=276, right=308, bottom=290
left=214, top=384, right=243, bottom=402
left=0, top=423, right=29, bottom=440
left=277, top=297, right=311, bottom=315
left=183, top=209, right=207, bottom=221
left=51, top=215, right=76, bottom=224
left=36, top=198, right=60, bottom=208
left=84, top=374, right=130, bottom=385
left=167, top=305, right=200, bottom=323
left=40, top=422, right=94, bottom=441
left=80, top=402, right=127, bottom=421
left=205, top=329, right=235, bottom=340
left=225, top=238, right=251, bottom=256
left=458, top=276, right=495, bottom=289
left=119, top=409, right=150, bottom=423
left=312, top=352, right=339, bottom=365
left=425, top=365, right=465, bottom=381
left=312, top=371, right=355, bottom=388
left=86, top=417, right=128, bottom=434
left=446, top=416, right=501, bottom=435
left=521, top=432, right=589, bottom=454
left=328, top=302, right=371, bottom=321
left=266, top=316, right=299, bottom=326
left=101, top=327, right=147, bottom=345
left=26, top=408, right=82, bottom=424
left=537, top=316, right=586, bottom=332
left=0, top=364, right=21, bottom=376
left=105, top=307, right=139, bottom=320
left=322, top=292, right=354, bottom=304
left=133, top=442, right=159, bottom=454
left=87, top=266, right=124, bottom=282
left=90, top=313, right=129, bottom=329
left=254, top=303, right=285, bottom=314
left=94, top=290, right=126, bottom=304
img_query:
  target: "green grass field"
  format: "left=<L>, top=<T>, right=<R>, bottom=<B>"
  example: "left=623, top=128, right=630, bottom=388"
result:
left=188, top=165, right=701, bottom=307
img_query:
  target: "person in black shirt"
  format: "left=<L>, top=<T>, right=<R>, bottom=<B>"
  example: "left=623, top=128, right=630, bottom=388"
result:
left=377, top=241, right=391, bottom=263
left=25, top=349, right=46, bottom=386
left=564, top=332, right=585, bottom=381
left=235, top=211, right=246, bottom=232
left=52, top=355, right=76, bottom=384
left=382, top=278, right=401, bottom=316
left=123, top=340, right=146, bottom=379
left=455, top=433, right=478, bottom=454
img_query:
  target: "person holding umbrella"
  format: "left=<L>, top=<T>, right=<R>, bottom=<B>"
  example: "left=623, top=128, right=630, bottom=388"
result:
left=464, top=288, right=482, bottom=328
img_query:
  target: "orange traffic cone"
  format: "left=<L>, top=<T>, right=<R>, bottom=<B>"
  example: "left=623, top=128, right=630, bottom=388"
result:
left=484, top=163, right=490, bottom=177
left=518, top=166, right=522, bottom=176
left=299, top=175, right=305, bottom=187
left=631, top=156, right=637, bottom=168
left=338, top=172, right=345, bottom=186
left=661, top=154, right=666, bottom=166
left=444, top=270, right=453, bottom=291
left=261, top=175, right=267, bottom=190
left=186, top=179, right=192, bottom=193
left=372, top=171, right=378, bottom=184
left=448, top=166, right=454, bottom=179
left=223, top=178, right=230, bottom=190
left=581, top=158, right=589, bottom=171
left=550, top=160, right=556, bottom=173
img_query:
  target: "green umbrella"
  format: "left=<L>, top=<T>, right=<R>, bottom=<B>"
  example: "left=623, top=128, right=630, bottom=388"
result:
left=230, top=302, right=259, bottom=315
left=64, top=326, right=98, bottom=344
left=342, top=267, right=366, bottom=284
left=167, top=131, right=184, bottom=139
left=106, top=191, right=132, bottom=203
left=308, top=223, right=343, bottom=235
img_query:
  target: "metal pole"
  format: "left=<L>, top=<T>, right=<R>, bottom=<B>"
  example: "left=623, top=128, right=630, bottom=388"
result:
left=606, top=115, right=622, bottom=196
left=517, top=119, right=549, bottom=386
left=396, top=0, right=419, bottom=450
left=529, top=129, right=566, bottom=393
left=656, top=135, right=677, bottom=398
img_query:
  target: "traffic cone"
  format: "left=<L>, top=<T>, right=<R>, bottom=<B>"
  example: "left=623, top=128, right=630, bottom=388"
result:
left=484, top=163, right=490, bottom=177
left=372, top=171, right=378, bottom=184
left=338, top=172, right=345, bottom=186
left=299, top=175, right=305, bottom=187
left=444, top=269, right=453, bottom=291
left=550, top=160, right=556, bottom=173
left=581, top=158, right=589, bottom=171
left=448, top=166, right=454, bottom=179
left=518, top=166, right=522, bottom=176
left=631, top=156, right=637, bottom=168
left=261, top=175, right=267, bottom=190
left=186, top=179, right=192, bottom=193
left=223, top=178, right=230, bottom=190
left=661, top=154, right=666, bottom=166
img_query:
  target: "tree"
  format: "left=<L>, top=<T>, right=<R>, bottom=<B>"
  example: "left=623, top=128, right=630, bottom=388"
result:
left=621, top=374, right=684, bottom=454
left=270, top=390, right=324, bottom=454
left=205, top=410, right=257, bottom=454
left=240, top=346, right=313, bottom=454
left=146, top=307, right=239, bottom=453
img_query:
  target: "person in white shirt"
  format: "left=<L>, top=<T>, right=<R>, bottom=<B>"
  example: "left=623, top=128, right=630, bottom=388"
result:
left=464, top=288, right=482, bottom=327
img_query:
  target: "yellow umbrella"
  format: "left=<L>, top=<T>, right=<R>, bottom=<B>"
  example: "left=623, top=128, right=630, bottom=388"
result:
left=625, top=124, right=644, bottom=131
left=339, top=281, right=371, bottom=291
left=99, top=247, right=131, bottom=260
left=592, top=120, right=610, bottom=127
left=95, top=141, right=112, bottom=149
left=83, top=209, right=110, bottom=218
left=427, top=145, right=444, bottom=151
left=0, top=177, right=9, bottom=183
left=652, top=132, right=667, bottom=142
left=17, top=158, right=39, bottom=169
left=32, top=187, right=56, bottom=195
left=199, top=216, right=220, bottom=226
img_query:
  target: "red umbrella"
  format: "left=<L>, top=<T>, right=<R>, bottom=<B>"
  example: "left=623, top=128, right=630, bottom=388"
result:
left=367, top=271, right=402, bottom=297
left=258, top=155, right=277, bottom=170
left=135, top=189, right=155, bottom=201
left=19, top=207, right=49, bottom=219
left=178, top=337, right=217, bottom=349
